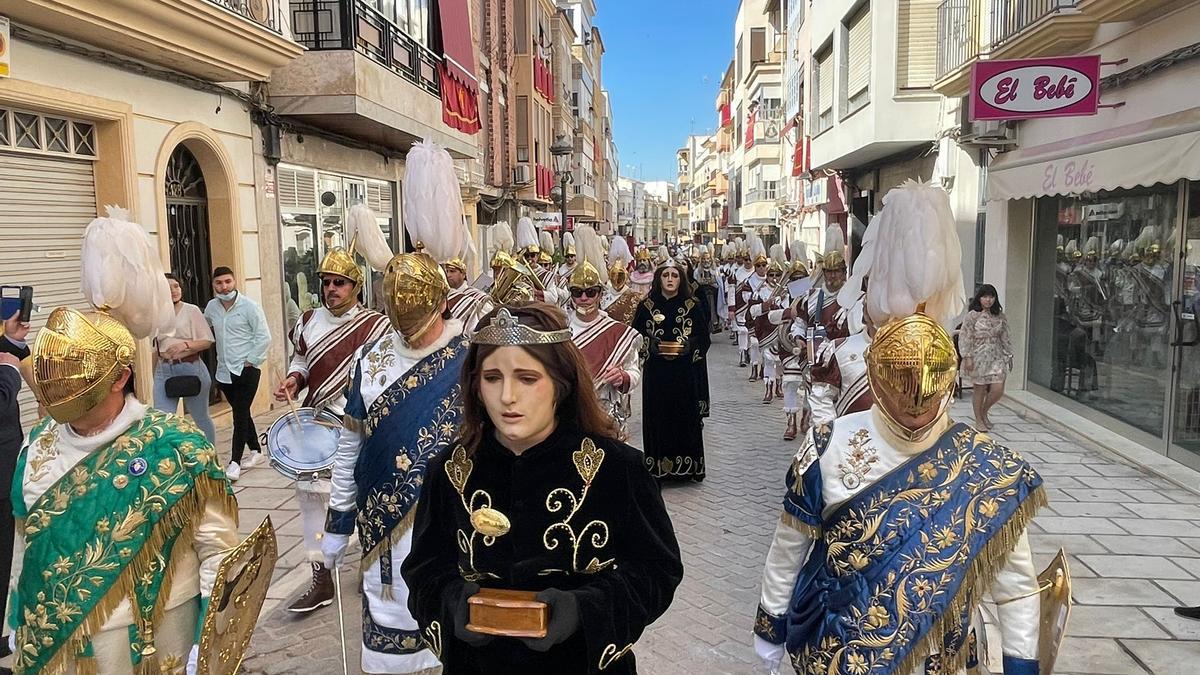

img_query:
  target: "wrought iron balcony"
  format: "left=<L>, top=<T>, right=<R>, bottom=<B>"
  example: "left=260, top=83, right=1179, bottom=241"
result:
left=936, top=0, right=984, bottom=81
left=992, top=0, right=1079, bottom=49
left=207, top=0, right=282, bottom=33
left=291, top=0, right=441, bottom=98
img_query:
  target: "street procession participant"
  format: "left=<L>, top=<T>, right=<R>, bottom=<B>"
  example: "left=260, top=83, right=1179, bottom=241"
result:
left=694, top=245, right=724, bottom=334
left=475, top=222, right=514, bottom=293
left=516, top=217, right=565, bottom=306
left=402, top=303, right=683, bottom=674
left=776, top=241, right=812, bottom=441
left=557, top=230, right=578, bottom=285
left=629, top=248, right=655, bottom=296
left=445, top=255, right=496, bottom=333
left=749, top=244, right=789, bottom=404
left=735, top=235, right=769, bottom=374
left=273, top=203, right=391, bottom=615
left=321, top=140, right=472, bottom=674
left=567, top=226, right=643, bottom=439
left=11, top=208, right=241, bottom=673
left=719, top=241, right=738, bottom=334
left=753, top=181, right=1048, bottom=675
left=632, top=258, right=711, bottom=483
left=603, top=235, right=641, bottom=323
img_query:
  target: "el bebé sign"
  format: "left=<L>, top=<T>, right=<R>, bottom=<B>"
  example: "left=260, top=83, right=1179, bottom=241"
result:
left=969, top=55, right=1101, bottom=121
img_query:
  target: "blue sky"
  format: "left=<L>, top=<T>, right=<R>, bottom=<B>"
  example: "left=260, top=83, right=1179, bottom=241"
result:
left=598, top=0, right=737, bottom=183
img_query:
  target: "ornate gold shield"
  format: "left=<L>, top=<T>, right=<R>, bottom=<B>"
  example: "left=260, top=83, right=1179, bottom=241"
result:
left=1038, top=549, right=1073, bottom=674
left=197, top=517, right=279, bottom=675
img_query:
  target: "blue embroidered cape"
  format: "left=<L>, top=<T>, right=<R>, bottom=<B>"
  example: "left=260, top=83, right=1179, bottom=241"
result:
left=763, top=422, right=1045, bottom=675
left=327, top=334, right=469, bottom=561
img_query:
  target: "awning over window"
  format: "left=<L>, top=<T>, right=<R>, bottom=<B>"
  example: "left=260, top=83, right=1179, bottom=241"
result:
left=437, top=0, right=480, bottom=134
left=987, top=108, right=1200, bottom=201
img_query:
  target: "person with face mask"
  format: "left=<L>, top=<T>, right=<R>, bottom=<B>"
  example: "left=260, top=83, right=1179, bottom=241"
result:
left=204, top=265, right=272, bottom=478
left=602, top=237, right=641, bottom=324
left=754, top=182, right=1052, bottom=675
left=631, top=259, right=711, bottom=483
left=629, top=248, right=655, bottom=296
left=14, top=209, right=242, bottom=674
left=322, top=141, right=472, bottom=674
left=402, top=304, right=682, bottom=674
left=565, top=227, right=643, bottom=439
left=272, top=204, right=392, bottom=615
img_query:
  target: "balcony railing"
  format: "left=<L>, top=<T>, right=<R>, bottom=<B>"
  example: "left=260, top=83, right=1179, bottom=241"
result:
left=292, top=0, right=441, bottom=98
left=208, top=0, right=283, bottom=33
left=992, top=0, right=1078, bottom=48
left=746, top=187, right=778, bottom=204
left=936, top=0, right=983, bottom=80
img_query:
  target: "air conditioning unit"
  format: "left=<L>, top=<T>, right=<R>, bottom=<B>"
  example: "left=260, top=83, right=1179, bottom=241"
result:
left=958, top=98, right=1017, bottom=147
left=513, top=164, right=532, bottom=184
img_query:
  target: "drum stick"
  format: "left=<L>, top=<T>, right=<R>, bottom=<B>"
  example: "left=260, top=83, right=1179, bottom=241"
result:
left=273, top=365, right=303, bottom=434
left=334, top=567, right=350, bottom=675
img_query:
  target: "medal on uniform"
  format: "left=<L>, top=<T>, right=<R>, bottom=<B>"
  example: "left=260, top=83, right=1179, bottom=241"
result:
left=470, top=507, right=511, bottom=538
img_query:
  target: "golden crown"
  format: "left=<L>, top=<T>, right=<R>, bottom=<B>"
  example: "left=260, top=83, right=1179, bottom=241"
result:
left=472, top=308, right=572, bottom=346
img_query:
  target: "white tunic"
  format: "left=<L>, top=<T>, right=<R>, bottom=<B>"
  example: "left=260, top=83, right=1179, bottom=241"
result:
left=328, top=320, right=464, bottom=674
left=756, top=408, right=1040, bottom=674
left=568, top=310, right=643, bottom=406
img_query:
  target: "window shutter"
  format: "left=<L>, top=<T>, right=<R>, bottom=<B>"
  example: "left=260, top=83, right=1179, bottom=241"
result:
left=750, top=28, right=767, bottom=64
left=847, top=5, right=872, bottom=97
left=278, top=165, right=317, bottom=214
left=818, top=50, right=834, bottom=115
left=897, top=0, right=938, bottom=89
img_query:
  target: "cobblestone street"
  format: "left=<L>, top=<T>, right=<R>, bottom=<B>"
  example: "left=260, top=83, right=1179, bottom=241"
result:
left=234, top=338, right=1200, bottom=674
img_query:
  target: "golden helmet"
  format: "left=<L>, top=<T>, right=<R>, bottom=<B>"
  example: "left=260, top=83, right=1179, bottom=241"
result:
left=318, top=248, right=364, bottom=288
left=565, top=245, right=577, bottom=257
left=569, top=260, right=602, bottom=289
left=609, top=260, right=629, bottom=288
left=788, top=260, right=809, bottom=280
left=491, top=260, right=544, bottom=305
left=766, top=260, right=785, bottom=276
left=382, top=252, right=449, bottom=342
left=635, top=249, right=652, bottom=263
left=753, top=253, right=769, bottom=267
left=523, top=244, right=541, bottom=257
left=32, top=307, right=136, bottom=423
left=443, top=257, right=468, bottom=274
left=865, top=314, right=958, bottom=440
left=491, top=249, right=516, bottom=270
left=537, top=251, right=552, bottom=265
left=820, top=250, right=847, bottom=271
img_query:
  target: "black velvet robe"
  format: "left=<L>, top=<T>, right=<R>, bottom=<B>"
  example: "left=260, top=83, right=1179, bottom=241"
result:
left=632, top=292, right=711, bottom=481
left=403, top=426, right=683, bottom=674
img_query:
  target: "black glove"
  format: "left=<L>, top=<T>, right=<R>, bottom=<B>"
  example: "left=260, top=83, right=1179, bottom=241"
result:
left=520, top=588, right=580, bottom=653
left=452, top=581, right=494, bottom=647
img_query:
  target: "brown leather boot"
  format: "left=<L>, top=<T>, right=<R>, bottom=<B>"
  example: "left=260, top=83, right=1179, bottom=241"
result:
left=775, top=380, right=783, bottom=399
left=762, top=382, right=774, bottom=404
left=288, top=562, right=335, bottom=614
left=783, top=413, right=798, bottom=441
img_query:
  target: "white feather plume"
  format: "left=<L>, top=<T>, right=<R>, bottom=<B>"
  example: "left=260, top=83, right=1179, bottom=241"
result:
left=516, top=217, right=539, bottom=250
left=861, top=181, right=964, bottom=328
left=540, top=230, right=555, bottom=255
left=747, top=232, right=766, bottom=261
left=402, top=140, right=468, bottom=264
left=574, top=226, right=608, bottom=285
left=489, top=222, right=514, bottom=256
left=769, top=243, right=787, bottom=268
left=839, top=213, right=880, bottom=310
left=563, top=231, right=576, bottom=251
left=824, top=223, right=845, bottom=255
left=80, top=206, right=174, bottom=340
left=608, top=235, right=633, bottom=266
left=347, top=203, right=394, bottom=272
left=790, top=239, right=807, bottom=263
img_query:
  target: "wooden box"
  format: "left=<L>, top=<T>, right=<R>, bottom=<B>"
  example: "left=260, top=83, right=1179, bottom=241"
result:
left=466, top=589, right=549, bottom=639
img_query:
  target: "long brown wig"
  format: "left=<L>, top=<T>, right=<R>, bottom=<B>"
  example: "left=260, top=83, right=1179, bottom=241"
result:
left=458, top=303, right=620, bottom=456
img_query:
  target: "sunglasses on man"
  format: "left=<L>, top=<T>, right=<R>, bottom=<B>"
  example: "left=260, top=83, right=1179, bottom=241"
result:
left=569, top=287, right=602, bottom=299
left=322, top=277, right=351, bottom=288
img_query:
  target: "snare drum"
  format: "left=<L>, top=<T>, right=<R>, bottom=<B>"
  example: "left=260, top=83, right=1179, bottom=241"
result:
left=266, top=407, right=341, bottom=481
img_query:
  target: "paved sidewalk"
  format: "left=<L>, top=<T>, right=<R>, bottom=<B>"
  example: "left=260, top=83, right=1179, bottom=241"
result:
left=230, top=337, right=1200, bottom=674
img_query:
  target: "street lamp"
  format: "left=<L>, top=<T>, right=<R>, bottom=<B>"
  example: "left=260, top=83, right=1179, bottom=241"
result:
left=551, top=135, right=573, bottom=235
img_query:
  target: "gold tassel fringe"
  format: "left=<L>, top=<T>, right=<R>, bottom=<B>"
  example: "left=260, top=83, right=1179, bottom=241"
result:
left=779, top=511, right=822, bottom=540
left=359, top=508, right=417, bottom=573
left=31, top=475, right=236, bottom=675
left=890, top=485, right=1048, bottom=675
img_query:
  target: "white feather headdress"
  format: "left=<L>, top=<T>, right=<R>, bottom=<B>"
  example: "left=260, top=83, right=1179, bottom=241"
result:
left=516, top=217, right=539, bottom=250
left=823, top=223, right=845, bottom=255
left=80, top=206, right=174, bottom=340
left=852, top=181, right=964, bottom=328
left=347, top=203, right=394, bottom=272
left=489, top=222, right=514, bottom=258
left=402, top=140, right=468, bottom=264
left=574, top=226, right=608, bottom=285
left=563, top=231, right=576, bottom=252
left=540, top=230, right=555, bottom=255
left=790, top=239, right=807, bottom=263
left=747, top=232, right=766, bottom=261
left=769, top=243, right=787, bottom=268
left=608, top=235, right=633, bottom=266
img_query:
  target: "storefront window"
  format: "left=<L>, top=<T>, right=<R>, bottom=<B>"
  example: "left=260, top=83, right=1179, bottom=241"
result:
left=1028, top=184, right=1179, bottom=437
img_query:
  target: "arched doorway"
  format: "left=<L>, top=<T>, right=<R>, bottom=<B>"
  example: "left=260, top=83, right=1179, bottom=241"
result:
left=165, top=144, right=220, bottom=404
left=165, top=145, right=213, bottom=306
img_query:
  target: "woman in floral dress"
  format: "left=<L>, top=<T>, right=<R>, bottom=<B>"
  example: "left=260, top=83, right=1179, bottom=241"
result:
left=960, top=284, right=1013, bottom=430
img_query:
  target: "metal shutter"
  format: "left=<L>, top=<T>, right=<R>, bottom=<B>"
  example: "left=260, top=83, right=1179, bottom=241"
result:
left=846, top=4, right=872, bottom=97
left=897, top=0, right=939, bottom=89
left=0, top=151, right=96, bottom=428
left=817, top=49, right=834, bottom=115
left=277, top=165, right=318, bottom=214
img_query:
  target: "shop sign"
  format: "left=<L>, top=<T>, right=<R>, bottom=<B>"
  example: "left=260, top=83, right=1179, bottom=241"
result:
left=1083, top=202, right=1123, bottom=221
left=970, top=55, right=1101, bottom=121
left=0, top=16, right=10, bottom=79
left=532, top=211, right=561, bottom=231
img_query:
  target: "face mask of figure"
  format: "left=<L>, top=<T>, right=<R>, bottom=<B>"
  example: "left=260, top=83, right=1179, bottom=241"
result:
left=480, top=346, right=558, bottom=453
left=660, top=267, right=682, bottom=296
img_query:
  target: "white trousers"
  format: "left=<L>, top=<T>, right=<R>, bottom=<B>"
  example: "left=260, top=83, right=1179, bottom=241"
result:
left=750, top=337, right=762, bottom=366
left=782, top=380, right=806, bottom=414
left=296, top=478, right=331, bottom=561
left=763, top=355, right=779, bottom=384
left=361, top=523, right=440, bottom=674
left=737, top=327, right=750, bottom=351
